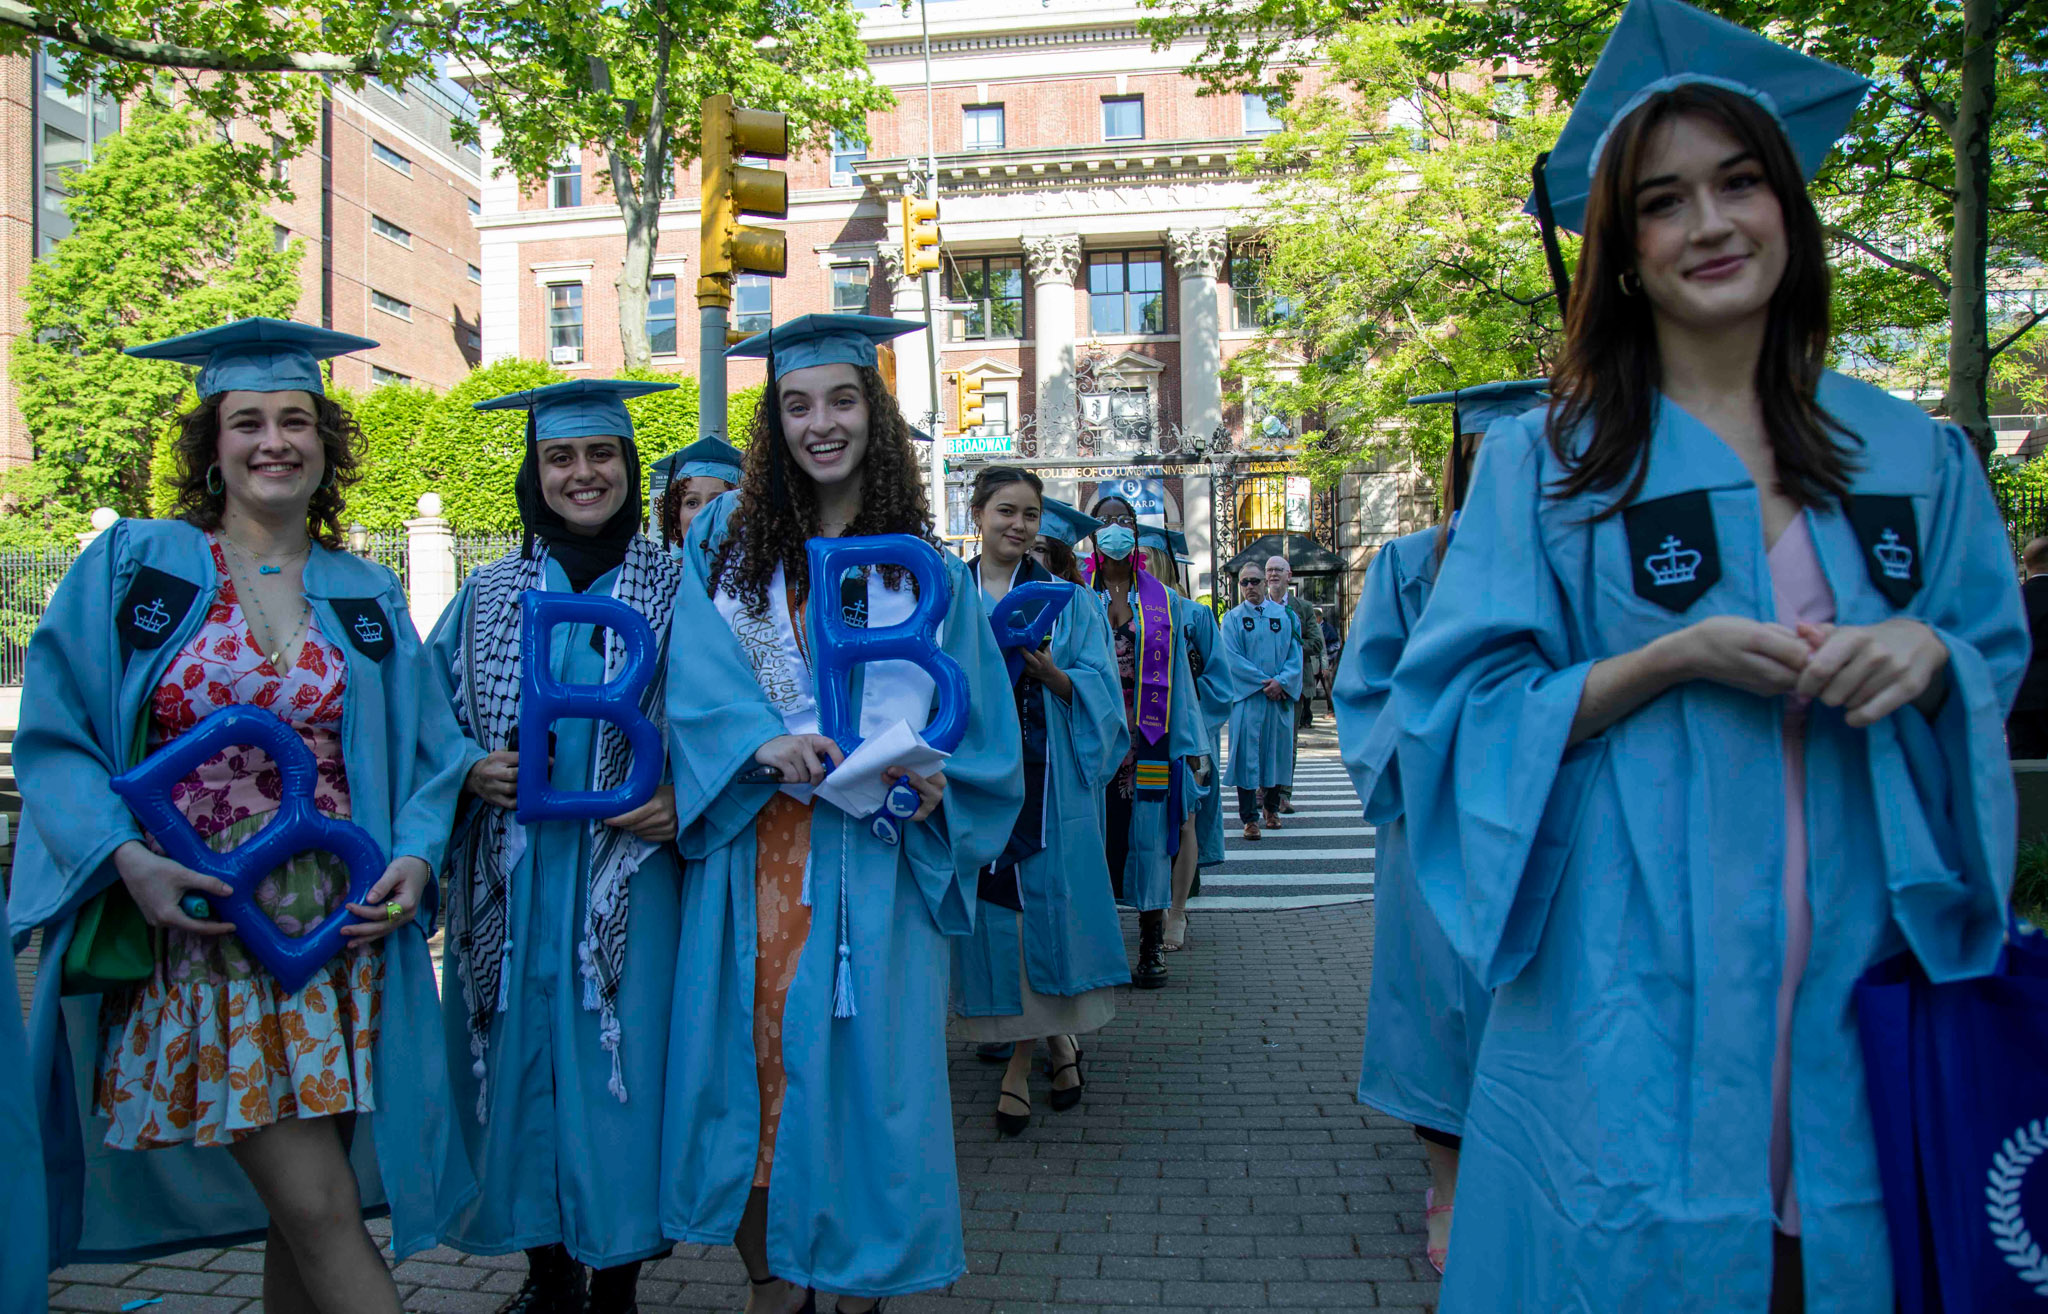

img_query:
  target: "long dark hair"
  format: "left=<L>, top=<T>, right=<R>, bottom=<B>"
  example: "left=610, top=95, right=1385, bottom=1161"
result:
left=707, top=363, right=933, bottom=613
left=170, top=391, right=362, bottom=549
left=1546, top=82, right=1854, bottom=518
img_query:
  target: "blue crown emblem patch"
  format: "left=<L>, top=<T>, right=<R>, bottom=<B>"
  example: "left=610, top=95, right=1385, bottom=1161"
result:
left=1645, top=536, right=1704, bottom=588
left=353, top=613, right=384, bottom=645
left=132, top=597, right=173, bottom=636
left=1873, top=529, right=1914, bottom=582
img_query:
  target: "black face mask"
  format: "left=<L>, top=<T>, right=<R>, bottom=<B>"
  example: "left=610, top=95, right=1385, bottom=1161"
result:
left=514, top=416, right=644, bottom=593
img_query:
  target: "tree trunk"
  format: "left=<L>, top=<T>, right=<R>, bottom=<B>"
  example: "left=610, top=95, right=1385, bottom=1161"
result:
left=1946, top=0, right=1999, bottom=456
left=613, top=163, right=658, bottom=370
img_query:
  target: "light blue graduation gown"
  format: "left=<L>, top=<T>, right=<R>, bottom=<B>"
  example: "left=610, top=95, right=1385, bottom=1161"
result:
left=1, top=899, right=48, bottom=1309
left=1390, top=372, right=2026, bottom=1313
left=658, top=498, right=1023, bottom=1298
left=1182, top=600, right=1237, bottom=866
left=7, top=519, right=475, bottom=1266
left=1221, top=600, right=1302, bottom=791
left=1334, top=529, right=1489, bottom=1136
left=1099, top=582, right=1207, bottom=911
left=428, top=559, right=680, bottom=1269
left=953, top=566, right=1130, bottom=1015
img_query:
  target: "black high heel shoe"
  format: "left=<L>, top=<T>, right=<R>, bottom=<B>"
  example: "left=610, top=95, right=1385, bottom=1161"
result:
left=995, top=1087, right=1032, bottom=1137
left=1048, top=1036, right=1086, bottom=1112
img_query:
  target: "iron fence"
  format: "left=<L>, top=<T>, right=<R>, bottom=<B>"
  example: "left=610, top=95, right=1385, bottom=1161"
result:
left=0, top=548, right=80, bottom=686
left=455, top=534, right=521, bottom=584
left=2000, top=488, right=2048, bottom=560
left=356, top=530, right=411, bottom=595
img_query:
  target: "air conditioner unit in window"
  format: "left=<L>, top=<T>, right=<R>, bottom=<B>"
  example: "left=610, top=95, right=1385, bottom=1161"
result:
left=550, top=346, right=580, bottom=364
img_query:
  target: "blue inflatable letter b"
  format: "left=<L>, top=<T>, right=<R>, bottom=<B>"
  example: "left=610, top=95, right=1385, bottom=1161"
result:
left=805, top=534, right=969, bottom=755
left=517, top=591, right=663, bottom=823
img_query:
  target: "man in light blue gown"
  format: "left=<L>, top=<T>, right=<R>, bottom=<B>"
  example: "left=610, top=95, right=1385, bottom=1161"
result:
left=1220, top=565, right=1302, bottom=839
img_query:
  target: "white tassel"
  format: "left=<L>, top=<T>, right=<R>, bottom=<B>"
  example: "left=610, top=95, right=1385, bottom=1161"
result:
left=578, top=940, right=601, bottom=1011
left=495, top=938, right=514, bottom=1013
left=831, top=819, right=857, bottom=1018
left=470, top=1033, right=490, bottom=1124
left=600, top=1007, right=627, bottom=1102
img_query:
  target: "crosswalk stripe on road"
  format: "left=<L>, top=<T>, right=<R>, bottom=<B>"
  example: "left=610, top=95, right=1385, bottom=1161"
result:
left=1190, top=723, right=1375, bottom=912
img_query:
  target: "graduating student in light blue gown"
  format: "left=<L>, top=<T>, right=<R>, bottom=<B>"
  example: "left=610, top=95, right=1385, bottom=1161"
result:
left=1220, top=567, right=1301, bottom=836
left=1085, top=495, right=1207, bottom=989
left=656, top=434, right=744, bottom=551
left=1389, top=9, right=2023, bottom=1309
left=428, top=379, right=687, bottom=1313
left=954, top=471, right=1128, bottom=1138
left=658, top=315, right=1023, bottom=1314
left=7, top=320, right=473, bottom=1307
left=1334, top=379, right=1545, bottom=1277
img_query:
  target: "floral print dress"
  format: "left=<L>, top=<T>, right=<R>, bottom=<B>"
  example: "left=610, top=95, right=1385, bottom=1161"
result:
left=96, top=538, right=381, bottom=1149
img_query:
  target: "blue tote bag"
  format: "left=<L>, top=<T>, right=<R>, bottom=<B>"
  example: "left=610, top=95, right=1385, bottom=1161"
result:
left=1855, top=919, right=2048, bottom=1313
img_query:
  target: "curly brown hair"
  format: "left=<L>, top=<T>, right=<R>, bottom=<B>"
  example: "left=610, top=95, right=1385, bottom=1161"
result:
left=168, top=392, right=363, bottom=548
left=708, top=364, right=934, bottom=612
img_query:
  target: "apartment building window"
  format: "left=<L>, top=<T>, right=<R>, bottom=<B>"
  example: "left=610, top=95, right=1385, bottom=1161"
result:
left=41, top=125, right=83, bottom=222
left=1493, top=77, right=1531, bottom=141
left=467, top=262, right=483, bottom=284
left=274, top=224, right=291, bottom=253
left=370, top=365, right=412, bottom=387
left=468, top=196, right=482, bottom=216
left=1230, top=246, right=1299, bottom=330
left=1088, top=250, right=1165, bottom=335
left=548, top=284, right=585, bottom=363
left=372, top=139, right=413, bottom=176
left=371, top=289, right=412, bottom=321
left=648, top=275, right=678, bottom=355
left=550, top=153, right=582, bottom=207
left=831, top=263, right=871, bottom=314
left=1102, top=96, right=1145, bottom=142
left=1244, top=93, right=1284, bottom=136
left=372, top=78, right=407, bottom=104
left=974, top=391, right=1012, bottom=436
left=963, top=105, right=1005, bottom=151
left=33, top=50, right=119, bottom=253
left=831, top=130, right=867, bottom=186
left=734, top=274, right=773, bottom=336
left=1387, top=97, right=1430, bottom=152
left=270, top=134, right=291, bottom=185
left=371, top=215, right=412, bottom=248
left=947, top=255, right=1024, bottom=340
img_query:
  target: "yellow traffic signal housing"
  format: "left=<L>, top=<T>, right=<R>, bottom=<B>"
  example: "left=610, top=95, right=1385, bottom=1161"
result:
left=701, top=94, right=789, bottom=296
left=956, top=372, right=986, bottom=431
left=902, top=193, right=941, bottom=276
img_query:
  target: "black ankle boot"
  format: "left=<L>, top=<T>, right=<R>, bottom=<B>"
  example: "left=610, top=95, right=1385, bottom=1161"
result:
left=588, top=1259, right=641, bottom=1314
left=1135, top=911, right=1168, bottom=989
left=498, top=1245, right=588, bottom=1313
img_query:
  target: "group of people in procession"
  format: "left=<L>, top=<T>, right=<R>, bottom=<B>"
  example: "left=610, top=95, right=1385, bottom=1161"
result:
left=0, top=0, right=2036, bottom=1311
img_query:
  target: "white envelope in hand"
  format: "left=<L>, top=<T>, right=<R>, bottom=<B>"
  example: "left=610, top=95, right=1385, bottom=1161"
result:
left=815, top=718, right=951, bottom=818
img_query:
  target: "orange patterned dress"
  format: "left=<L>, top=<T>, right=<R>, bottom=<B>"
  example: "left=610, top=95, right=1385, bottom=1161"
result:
left=95, top=538, right=382, bottom=1149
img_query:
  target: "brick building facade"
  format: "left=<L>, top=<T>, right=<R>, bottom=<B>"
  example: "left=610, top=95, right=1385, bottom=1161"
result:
left=0, top=49, right=482, bottom=467
left=469, top=0, right=1424, bottom=613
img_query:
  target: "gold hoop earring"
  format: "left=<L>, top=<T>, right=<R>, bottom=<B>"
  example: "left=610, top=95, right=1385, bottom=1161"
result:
left=1618, top=270, right=1642, bottom=297
left=205, top=463, right=224, bottom=495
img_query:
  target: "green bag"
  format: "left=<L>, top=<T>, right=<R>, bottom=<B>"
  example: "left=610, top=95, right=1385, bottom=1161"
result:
left=61, top=882, right=155, bottom=995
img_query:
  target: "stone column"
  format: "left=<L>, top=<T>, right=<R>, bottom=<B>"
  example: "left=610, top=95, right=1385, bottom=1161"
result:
left=1023, top=235, right=1082, bottom=460
left=406, top=492, right=458, bottom=637
left=1169, top=228, right=1228, bottom=599
left=878, top=246, right=937, bottom=436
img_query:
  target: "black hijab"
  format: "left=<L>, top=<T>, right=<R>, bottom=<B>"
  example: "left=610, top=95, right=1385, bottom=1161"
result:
left=514, top=412, right=643, bottom=593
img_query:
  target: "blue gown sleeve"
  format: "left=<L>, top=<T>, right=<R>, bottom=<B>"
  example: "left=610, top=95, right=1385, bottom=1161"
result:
left=1871, top=422, right=2029, bottom=980
left=1053, top=590, right=1129, bottom=791
left=9, top=530, right=144, bottom=930
left=1389, top=416, right=1600, bottom=988
left=1335, top=541, right=1411, bottom=823
left=903, top=560, right=1026, bottom=933
left=1168, top=604, right=1207, bottom=761
left=1219, top=608, right=1269, bottom=694
left=1276, top=613, right=1304, bottom=701
left=1190, top=607, right=1237, bottom=734
left=387, top=589, right=478, bottom=878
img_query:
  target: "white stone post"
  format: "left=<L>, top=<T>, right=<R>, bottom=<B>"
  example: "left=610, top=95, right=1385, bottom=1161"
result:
left=406, top=492, right=457, bottom=637
left=1169, top=229, right=1228, bottom=600
left=77, top=506, right=119, bottom=550
left=1023, top=235, right=1082, bottom=460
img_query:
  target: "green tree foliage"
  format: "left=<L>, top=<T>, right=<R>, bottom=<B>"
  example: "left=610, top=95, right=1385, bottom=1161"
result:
left=618, top=366, right=702, bottom=462
left=1143, top=0, right=2048, bottom=447
left=1228, top=18, right=1563, bottom=484
left=9, top=97, right=302, bottom=520
left=336, top=381, right=441, bottom=529
left=728, top=383, right=765, bottom=451
left=403, top=358, right=564, bottom=532
left=445, top=0, right=894, bottom=368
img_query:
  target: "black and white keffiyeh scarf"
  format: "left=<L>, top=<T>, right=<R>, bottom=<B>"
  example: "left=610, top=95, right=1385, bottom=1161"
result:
left=445, top=535, right=684, bottom=1117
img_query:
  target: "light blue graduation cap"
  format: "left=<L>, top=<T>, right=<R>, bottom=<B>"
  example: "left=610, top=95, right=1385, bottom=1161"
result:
left=472, top=378, right=677, bottom=442
left=1407, top=378, right=1550, bottom=435
left=727, top=313, right=927, bottom=380
left=1528, top=0, right=1872, bottom=235
left=1038, top=497, right=1105, bottom=547
left=1138, top=523, right=1191, bottom=561
left=670, top=435, right=744, bottom=483
left=124, top=317, right=378, bottom=398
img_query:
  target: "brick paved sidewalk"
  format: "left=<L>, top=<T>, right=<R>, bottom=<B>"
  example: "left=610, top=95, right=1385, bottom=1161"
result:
left=49, top=901, right=1442, bottom=1313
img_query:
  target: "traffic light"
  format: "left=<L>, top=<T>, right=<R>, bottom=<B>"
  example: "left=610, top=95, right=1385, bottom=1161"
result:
left=956, top=372, right=985, bottom=431
left=902, top=193, right=941, bottom=276
left=700, top=94, right=788, bottom=293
